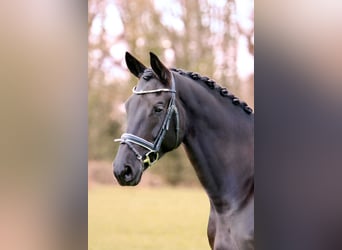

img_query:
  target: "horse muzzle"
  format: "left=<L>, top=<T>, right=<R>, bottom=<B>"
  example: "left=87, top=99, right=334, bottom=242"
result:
left=113, top=161, right=143, bottom=186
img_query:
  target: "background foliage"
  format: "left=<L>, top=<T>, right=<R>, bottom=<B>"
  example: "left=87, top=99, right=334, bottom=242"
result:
left=88, top=0, right=254, bottom=185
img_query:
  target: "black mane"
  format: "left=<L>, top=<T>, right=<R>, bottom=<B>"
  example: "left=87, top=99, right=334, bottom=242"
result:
left=171, top=68, right=253, bottom=115
left=141, top=68, right=253, bottom=115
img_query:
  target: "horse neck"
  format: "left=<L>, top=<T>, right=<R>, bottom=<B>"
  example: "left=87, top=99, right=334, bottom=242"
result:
left=175, top=73, right=254, bottom=209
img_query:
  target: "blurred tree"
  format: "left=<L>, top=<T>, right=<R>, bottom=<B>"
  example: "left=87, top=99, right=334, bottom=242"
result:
left=88, top=0, right=127, bottom=161
left=88, top=85, right=121, bottom=160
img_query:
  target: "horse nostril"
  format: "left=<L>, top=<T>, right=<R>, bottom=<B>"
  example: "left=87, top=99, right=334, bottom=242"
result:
left=113, top=163, right=136, bottom=184
left=123, top=164, right=133, bottom=180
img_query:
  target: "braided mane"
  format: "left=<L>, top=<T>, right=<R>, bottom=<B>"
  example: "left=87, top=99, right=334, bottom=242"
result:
left=170, top=68, right=253, bottom=115
left=140, top=68, right=253, bottom=115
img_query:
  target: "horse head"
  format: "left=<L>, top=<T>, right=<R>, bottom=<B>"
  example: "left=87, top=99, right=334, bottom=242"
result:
left=113, top=52, right=181, bottom=186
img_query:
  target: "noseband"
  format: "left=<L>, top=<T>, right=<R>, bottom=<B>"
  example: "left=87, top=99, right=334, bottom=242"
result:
left=114, top=74, right=179, bottom=170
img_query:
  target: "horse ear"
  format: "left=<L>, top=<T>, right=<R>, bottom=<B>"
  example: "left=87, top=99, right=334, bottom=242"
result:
left=125, top=52, right=147, bottom=78
left=150, top=52, right=171, bottom=86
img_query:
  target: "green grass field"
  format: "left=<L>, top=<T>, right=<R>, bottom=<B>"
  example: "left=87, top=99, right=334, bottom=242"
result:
left=89, top=185, right=210, bottom=250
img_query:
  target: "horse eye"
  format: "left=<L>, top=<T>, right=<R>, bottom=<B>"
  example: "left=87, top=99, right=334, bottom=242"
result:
left=153, top=105, right=164, bottom=113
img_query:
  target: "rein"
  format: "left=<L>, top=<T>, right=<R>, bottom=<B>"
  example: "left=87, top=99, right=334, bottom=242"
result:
left=114, top=74, right=179, bottom=170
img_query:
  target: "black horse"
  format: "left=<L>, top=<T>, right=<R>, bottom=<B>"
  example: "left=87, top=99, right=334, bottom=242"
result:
left=113, top=52, right=254, bottom=250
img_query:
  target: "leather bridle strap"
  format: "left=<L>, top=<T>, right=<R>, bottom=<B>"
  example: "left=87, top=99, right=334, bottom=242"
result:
left=114, top=74, right=179, bottom=170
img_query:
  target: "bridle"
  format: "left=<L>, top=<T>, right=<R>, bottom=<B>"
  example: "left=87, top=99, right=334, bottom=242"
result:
left=114, top=73, right=179, bottom=170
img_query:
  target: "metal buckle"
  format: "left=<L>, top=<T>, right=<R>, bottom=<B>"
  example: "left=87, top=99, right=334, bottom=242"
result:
left=143, top=151, right=159, bottom=168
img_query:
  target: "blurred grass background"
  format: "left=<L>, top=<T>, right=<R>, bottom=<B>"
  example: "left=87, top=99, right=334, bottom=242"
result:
left=89, top=185, right=210, bottom=250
